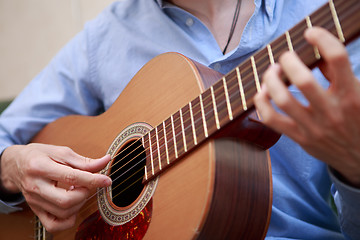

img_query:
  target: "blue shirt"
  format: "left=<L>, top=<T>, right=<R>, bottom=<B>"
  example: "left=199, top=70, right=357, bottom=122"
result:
left=0, top=0, right=359, bottom=239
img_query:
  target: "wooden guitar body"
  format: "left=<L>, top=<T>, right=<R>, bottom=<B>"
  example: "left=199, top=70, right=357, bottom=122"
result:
left=1, top=53, right=274, bottom=240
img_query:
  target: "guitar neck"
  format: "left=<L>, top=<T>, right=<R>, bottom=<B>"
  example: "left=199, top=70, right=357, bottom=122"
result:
left=141, top=0, right=360, bottom=183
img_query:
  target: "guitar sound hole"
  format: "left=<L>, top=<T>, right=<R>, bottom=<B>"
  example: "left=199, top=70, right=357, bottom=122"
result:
left=110, top=139, right=145, bottom=207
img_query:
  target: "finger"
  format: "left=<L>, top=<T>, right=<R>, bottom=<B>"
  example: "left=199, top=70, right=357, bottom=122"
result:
left=261, top=64, right=314, bottom=128
left=31, top=206, right=77, bottom=233
left=304, top=27, right=354, bottom=92
left=35, top=156, right=111, bottom=189
left=279, top=51, right=328, bottom=113
left=25, top=189, right=84, bottom=220
left=26, top=177, right=91, bottom=210
left=48, top=146, right=111, bottom=173
left=254, top=83, right=299, bottom=136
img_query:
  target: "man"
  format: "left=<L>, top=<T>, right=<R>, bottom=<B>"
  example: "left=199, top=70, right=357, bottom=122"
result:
left=0, top=0, right=359, bottom=238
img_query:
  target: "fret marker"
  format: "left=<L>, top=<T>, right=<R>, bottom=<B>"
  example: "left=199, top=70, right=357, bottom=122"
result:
left=163, top=121, right=170, bottom=164
left=236, top=67, right=247, bottom=111
left=305, top=16, right=321, bottom=60
left=211, top=86, right=220, bottom=129
left=179, top=108, right=187, bottom=152
left=223, top=77, right=233, bottom=121
left=329, top=0, right=345, bottom=42
left=251, top=56, right=261, bottom=94
left=189, top=102, right=197, bottom=145
left=171, top=115, right=178, bottom=159
left=285, top=31, right=294, bottom=52
left=155, top=127, right=162, bottom=170
left=267, top=44, right=275, bottom=65
left=148, top=132, right=155, bottom=176
left=199, top=94, right=209, bottom=138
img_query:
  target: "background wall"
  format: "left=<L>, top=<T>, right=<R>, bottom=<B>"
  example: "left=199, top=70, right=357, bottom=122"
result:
left=0, top=0, right=115, bottom=101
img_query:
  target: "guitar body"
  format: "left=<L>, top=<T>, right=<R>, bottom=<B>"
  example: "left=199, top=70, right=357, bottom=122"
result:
left=1, top=53, right=273, bottom=239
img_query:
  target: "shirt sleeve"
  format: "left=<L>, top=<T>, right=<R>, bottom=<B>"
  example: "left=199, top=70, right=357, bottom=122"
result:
left=329, top=168, right=360, bottom=240
left=0, top=25, right=103, bottom=212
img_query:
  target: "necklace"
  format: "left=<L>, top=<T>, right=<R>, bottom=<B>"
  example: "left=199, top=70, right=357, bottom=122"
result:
left=222, top=0, right=241, bottom=54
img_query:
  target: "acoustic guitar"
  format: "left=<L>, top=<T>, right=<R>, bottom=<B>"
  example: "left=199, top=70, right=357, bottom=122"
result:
left=1, top=0, right=359, bottom=239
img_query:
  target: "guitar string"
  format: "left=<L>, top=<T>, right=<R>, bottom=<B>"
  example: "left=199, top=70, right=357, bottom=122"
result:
left=79, top=5, right=335, bottom=212
left=76, top=41, right=320, bottom=219
left=34, top=1, right=353, bottom=233
left=49, top=6, right=338, bottom=223
left=102, top=0, right=339, bottom=178
left=95, top=6, right=328, bottom=182
left=101, top=0, right=343, bottom=178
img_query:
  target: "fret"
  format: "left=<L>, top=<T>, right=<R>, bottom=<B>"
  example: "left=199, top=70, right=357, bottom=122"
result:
left=210, top=86, right=220, bottom=129
left=148, top=132, right=155, bottom=175
left=162, top=121, right=170, bottom=164
left=199, top=93, right=209, bottom=138
left=181, top=104, right=195, bottom=150
left=157, top=122, right=167, bottom=167
left=173, top=111, right=185, bottom=157
left=269, top=34, right=288, bottom=62
left=170, top=115, right=178, bottom=159
left=267, top=44, right=275, bottom=65
left=155, top=127, right=162, bottom=170
left=235, top=67, right=247, bottom=110
left=223, top=77, right=233, bottom=120
left=191, top=97, right=206, bottom=142
left=202, top=89, right=217, bottom=135
left=150, top=129, right=160, bottom=174
left=329, top=0, right=345, bottom=42
left=251, top=56, right=261, bottom=94
left=214, top=79, right=230, bottom=127
left=179, top=108, right=187, bottom=152
left=305, top=16, right=321, bottom=59
left=164, top=117, right=176, bottom=162
left=189, top=102, right=197, bottom=145
left=225, top=71, right=243, bottom=117
left=142, top=134, right=149, bottom=181
left=285, top=31, right=294, bottom=52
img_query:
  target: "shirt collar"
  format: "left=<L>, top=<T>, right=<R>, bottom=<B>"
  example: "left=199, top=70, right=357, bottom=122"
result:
left=155, top=0, right=276, bottom=21
left=155, top=0, right=163, bottom=7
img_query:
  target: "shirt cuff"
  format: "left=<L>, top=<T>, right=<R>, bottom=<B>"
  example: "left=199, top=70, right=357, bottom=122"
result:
left=0, top=197, right=24, bottom=214
left=328, top=167, right=360, bottom=239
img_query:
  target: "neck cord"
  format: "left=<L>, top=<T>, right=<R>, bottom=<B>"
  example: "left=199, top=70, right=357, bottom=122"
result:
left=222, top=0, right=241, bottom=54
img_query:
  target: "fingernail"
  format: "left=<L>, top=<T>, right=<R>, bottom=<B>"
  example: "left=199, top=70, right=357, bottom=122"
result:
left=104, top=177, right=112, bottom=186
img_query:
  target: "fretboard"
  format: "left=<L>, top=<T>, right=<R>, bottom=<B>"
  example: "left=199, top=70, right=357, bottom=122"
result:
left=142, top=0, right=360, bottom=183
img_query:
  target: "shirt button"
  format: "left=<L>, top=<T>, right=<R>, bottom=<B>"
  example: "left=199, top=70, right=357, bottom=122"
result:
left=185, top=18, right=194, bottom=27
left=213, top=63, right=221, bottom=71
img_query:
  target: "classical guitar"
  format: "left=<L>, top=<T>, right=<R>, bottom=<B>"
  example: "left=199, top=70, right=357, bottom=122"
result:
left=1, top=0, right=360, bottom=239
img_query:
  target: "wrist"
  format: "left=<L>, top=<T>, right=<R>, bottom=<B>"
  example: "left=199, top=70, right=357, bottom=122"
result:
left=0, top=147, right=21, bottom=195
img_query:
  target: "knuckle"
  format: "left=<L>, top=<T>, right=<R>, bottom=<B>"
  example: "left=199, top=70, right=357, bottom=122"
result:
left=64, top=171, right=77, bottom=185
left=45, top=223, right=57, bottom=233
left=88, top=177, right=98, bottom=189
left=59, top=146, right=73, bottom=156
left=56, top=196, right=72, bottom=209
left=22, top=180, right=38, bottom=194
left=274, top=92, right=291, bottom=110
left=295, top=73, right=314, bottom=91
left=328, top=48, right=348, bottom=65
